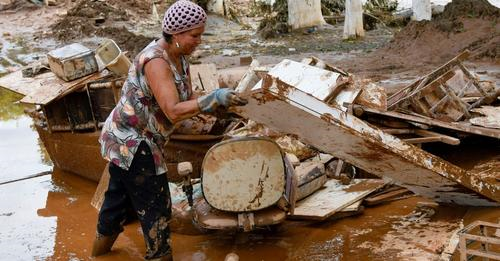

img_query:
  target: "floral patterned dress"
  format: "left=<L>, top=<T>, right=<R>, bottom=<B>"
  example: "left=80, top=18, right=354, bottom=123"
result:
left=99, top=40, right=191, bottom=175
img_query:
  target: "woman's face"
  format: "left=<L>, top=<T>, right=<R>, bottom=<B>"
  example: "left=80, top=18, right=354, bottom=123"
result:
left=173, top=26, right=205, bottom=55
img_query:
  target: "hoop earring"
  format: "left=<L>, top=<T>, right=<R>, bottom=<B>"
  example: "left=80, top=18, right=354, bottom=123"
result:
left=175, top=42, right=180, bottom=48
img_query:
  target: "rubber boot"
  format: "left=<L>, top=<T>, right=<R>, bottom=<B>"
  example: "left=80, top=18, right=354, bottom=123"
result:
left=91, top=233, right=119, bottom=257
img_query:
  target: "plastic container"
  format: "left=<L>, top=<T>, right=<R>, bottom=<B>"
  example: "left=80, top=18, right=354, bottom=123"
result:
left=95, top=39, right=132, bottom=76
left=47, top=43, right=98, bottom=81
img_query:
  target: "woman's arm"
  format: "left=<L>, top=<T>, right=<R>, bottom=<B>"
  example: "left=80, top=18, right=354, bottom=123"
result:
left=144, top=58, right=200, bottom=123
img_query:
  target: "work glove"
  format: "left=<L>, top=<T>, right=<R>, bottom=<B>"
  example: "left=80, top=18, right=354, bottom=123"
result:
left=197, top=88, right=248, bottom=113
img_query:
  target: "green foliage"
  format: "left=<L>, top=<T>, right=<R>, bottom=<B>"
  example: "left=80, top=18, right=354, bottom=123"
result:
left=0, top=88, right=25, bottom=121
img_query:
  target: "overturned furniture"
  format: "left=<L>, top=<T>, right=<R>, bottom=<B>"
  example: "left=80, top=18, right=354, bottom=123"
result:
left=233, top=59, right=499, bottom=206
left=458, top=221, right=500, bottom=261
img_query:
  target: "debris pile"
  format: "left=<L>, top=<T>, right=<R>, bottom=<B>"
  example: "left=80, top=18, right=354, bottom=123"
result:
left=233, top=54, right=499, bottom=207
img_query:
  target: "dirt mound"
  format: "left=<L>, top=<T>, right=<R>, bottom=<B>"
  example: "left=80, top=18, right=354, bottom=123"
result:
left=377, top=0, right=499, bottom=67
left=51, top=0, right=155, bottom=56
left=438, top=0, right=499, bottom=20
left=96, top=27, right=154, bottom=58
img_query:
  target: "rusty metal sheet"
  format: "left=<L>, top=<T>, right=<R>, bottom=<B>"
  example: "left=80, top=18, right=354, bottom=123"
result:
left=202, top=138, right=285, bottom=212
left=233, top=75, right=499, bottom=206
left=291, top=179, right=386, bottom=220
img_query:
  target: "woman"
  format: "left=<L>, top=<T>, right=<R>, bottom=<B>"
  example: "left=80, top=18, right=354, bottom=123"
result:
left=91, top=1, right=247, bottom=260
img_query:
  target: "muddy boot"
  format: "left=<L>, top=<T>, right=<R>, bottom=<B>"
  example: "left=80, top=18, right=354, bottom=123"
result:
left=91, top=233, right=119, bottom=257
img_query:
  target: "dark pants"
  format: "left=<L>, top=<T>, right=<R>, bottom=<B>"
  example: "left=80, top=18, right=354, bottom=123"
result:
left=97, top=141, right=172, bottom=259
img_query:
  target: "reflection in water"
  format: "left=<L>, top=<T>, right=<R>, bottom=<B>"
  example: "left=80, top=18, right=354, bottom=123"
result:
left=0, top=88, right=24, bottom=121
left=0, top=88, right=52, bottom=182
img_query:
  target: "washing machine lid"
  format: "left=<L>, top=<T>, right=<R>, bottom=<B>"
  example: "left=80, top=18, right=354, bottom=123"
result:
left=201, top=137, right=285, bottom=212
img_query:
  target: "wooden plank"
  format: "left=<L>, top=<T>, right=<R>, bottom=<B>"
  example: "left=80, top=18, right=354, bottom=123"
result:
left=0, top=70, right=47, bottom=96
left=235, top=60, right=260, bottom=96
left=364, top=188, right=412, bottom=206
left=327, top=206, right=364, bottom=220
left=404, top=136, right=442, bottom=144
left=290, top=179, right=386, bottom=220
left=457, top=63, right=488, bottom=97
left=19, top=71, right=107, bottom=105
left=354, top=105, right=500, bottom=139
left=341, top=199, right=363, bottom=211
left=90, top=163, right=110, bottom=211
left=414, top=129, right=461, bottom=145
left=190, top=63, right=219, bottom=93
left=256, top=59, right=343, bottom=101
left=464, top=249, right=500, bottom=260
left=381, top=128, right=413, bottom=135
left=441, top=83, right=471, bottom=119
left=463, top=234, right=500, bottom=245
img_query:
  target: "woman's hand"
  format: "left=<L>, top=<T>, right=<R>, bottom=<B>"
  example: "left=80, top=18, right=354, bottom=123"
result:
left=197, top=88, right=248, bottom=113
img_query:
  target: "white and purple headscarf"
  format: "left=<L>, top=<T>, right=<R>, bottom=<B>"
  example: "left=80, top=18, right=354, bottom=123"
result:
left=162, top=0, right=207, bottom=35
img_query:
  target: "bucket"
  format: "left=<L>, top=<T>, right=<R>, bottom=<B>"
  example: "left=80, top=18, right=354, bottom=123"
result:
left=96, top=39, right=132, bottom=76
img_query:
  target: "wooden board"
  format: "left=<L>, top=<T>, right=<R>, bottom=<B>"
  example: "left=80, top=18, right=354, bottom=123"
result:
left=190, top=63, right=218, bottom=93
left=355, top=105, right=500, bottom=139
left=20, top=71, right=107, bottom=105
left=255, top=59, right=343, bottom=101
left=290, top=179, right=386, bottom=220
left=341, top=199, right=363, bottom=212
left=90, top=163, right=110, bottom=211
left=0, top=70, right=53, bottom=96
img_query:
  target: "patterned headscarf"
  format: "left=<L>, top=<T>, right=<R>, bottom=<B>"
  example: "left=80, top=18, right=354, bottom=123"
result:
left=162, top=0, right=207, bottom=34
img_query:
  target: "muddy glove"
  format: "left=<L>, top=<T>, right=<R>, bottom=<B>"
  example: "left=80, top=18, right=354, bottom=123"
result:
left=197, top=88, right=248, bottom=113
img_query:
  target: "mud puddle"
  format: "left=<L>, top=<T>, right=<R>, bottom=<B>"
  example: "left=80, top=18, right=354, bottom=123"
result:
left=0, top=165, right=474, bottom=260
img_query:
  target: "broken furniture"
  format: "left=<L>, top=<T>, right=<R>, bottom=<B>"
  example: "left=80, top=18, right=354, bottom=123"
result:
left=458, top=221, right=500, bottom=261
left=233, top=58, right=499, bottom=206
left=388, top=50, right=498, bottom=122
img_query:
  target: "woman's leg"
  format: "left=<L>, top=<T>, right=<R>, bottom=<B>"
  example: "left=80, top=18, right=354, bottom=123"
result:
left=123, top=141, right=173, bottom=260
left=92, top=163, right=131, bottom=256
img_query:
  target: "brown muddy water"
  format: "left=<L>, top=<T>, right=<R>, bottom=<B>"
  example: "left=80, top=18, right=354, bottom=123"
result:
left=0, top=87, right=498, bottom=261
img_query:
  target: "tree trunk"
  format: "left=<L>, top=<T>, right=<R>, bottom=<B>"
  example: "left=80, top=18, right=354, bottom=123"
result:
left=287, top=0, right=325, bottom=30
left=343, top=0, right=364, bottom=39
left=412, top=0, right=432, bottom=21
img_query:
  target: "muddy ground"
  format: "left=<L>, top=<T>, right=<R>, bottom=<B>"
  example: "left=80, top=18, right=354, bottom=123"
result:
left=0, top=0, right=499, bottom=260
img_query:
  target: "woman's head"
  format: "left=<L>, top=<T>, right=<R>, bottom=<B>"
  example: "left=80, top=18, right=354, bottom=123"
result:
left=163, top=0, right=206, bottom=55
